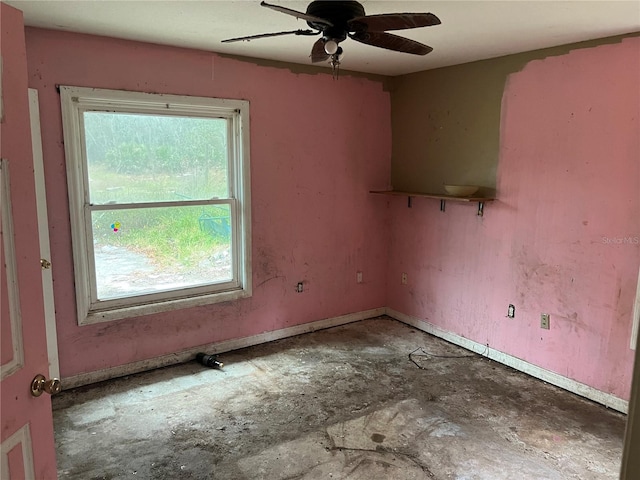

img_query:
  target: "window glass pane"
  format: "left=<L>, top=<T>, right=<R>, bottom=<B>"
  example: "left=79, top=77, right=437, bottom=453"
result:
left=92, top=205, right=232, bottom=300
left=84, top=112, right=229, bottom=203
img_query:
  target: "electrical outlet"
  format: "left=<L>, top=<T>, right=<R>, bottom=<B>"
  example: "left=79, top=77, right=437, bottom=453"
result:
left=356, top=271, right=363, bottom=283
left=507, top=304, right=515, bottom=318
left=541, top=313, right=550, bottom=329
left=296, top=282, right=304, bottom=293
left=401, top=273, right=408, bottom=285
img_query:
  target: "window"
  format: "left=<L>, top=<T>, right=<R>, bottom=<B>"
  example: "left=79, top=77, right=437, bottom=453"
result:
left=60, top=87, right=251, bottom=325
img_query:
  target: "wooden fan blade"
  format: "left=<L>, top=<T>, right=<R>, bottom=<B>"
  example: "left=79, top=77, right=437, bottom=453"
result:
left=349, top=31, right=433, bottom=55
left=310, top=38, right=330, bottom=63
left=348, top=13, right=441, bottom=32
left=222, top=29, right=318, bottom=43
left=260, top=1, right=333, bottom=28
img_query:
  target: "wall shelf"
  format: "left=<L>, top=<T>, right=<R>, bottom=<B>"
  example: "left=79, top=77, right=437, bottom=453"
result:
left=370, top=190, right=495, bottom=216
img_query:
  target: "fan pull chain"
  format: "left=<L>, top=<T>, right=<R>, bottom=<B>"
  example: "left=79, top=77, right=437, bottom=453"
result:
left=330, top=53, right=341, bottom=80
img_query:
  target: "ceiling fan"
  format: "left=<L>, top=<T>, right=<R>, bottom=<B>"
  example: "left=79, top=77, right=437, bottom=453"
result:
left=222, top=1, right=441, bottom=76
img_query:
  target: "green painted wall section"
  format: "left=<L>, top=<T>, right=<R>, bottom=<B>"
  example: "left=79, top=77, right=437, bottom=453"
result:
left=389, top=33, right=638, bottom=197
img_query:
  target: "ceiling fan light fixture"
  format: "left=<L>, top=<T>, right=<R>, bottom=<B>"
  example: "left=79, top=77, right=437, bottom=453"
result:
left=222, top=1, right=441, bottom=73
left=324, top=38, right=339, bottom=55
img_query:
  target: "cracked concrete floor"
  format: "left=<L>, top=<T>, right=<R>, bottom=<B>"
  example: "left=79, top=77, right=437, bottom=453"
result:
left=53, top=317, right=626, bottom=479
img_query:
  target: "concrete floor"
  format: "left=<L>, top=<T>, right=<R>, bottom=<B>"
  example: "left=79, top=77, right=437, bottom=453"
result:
left=53, top=317, right=626, bottom=479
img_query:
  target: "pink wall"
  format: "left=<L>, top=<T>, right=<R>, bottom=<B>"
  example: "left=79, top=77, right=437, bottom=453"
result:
left=24, top=28, right=391, bottom=378
left=22, top=25, right=638, bottom=401
left=388, top=37, right=640, bottom=400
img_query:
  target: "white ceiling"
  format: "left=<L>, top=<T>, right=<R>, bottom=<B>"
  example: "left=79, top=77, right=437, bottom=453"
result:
left=6, top=0, right=640, bottom=76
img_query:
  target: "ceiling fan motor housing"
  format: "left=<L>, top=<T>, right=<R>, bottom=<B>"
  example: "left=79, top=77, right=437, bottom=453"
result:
left=306, top=0, right=366, bottom=42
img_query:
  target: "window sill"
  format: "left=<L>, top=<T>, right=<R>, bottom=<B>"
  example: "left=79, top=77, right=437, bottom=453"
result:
left=80, top=287, right=252, bottom=326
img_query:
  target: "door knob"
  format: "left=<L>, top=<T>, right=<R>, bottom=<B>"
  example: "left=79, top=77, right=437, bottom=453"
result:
left=30, top=374, right=61, bottom=397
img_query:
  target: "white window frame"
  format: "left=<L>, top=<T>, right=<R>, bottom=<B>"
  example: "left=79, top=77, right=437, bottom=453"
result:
left=60, top=86, right=251, bottom=325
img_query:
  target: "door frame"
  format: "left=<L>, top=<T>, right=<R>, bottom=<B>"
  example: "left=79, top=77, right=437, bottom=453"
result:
left=631, top=266, right=640, bottom=350
left=28, top=88, right=59, bottom=379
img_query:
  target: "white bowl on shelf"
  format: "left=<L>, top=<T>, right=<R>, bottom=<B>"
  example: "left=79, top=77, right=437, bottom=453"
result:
left=443, top=184, right=479, bottom=197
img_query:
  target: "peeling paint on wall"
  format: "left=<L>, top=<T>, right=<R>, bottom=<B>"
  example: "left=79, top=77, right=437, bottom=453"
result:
left=388, top=37, right=640, bottom=400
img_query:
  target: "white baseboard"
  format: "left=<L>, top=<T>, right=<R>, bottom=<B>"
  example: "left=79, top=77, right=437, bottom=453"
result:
left=63, top=306, right=630, bottom=414
left=386, top=308, right=629, bottom=414
left=62, top=307, right=386, bottom=390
